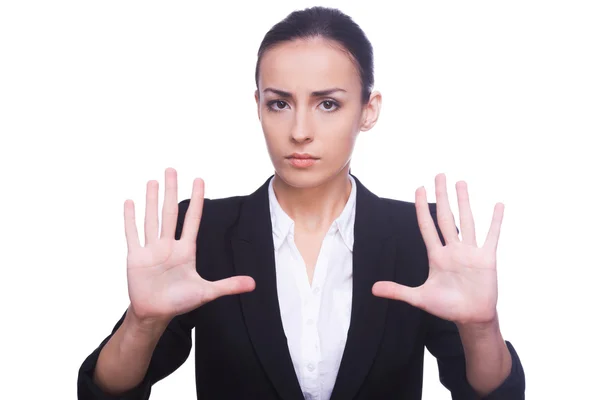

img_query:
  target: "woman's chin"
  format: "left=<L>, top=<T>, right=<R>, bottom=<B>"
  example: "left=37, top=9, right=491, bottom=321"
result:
left=274, top=167, right=346, bottom=189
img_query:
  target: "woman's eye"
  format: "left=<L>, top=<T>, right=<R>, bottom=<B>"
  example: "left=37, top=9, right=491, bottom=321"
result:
left=267, top=99, right=339, bottom=112
left=268, top=100, right=289, bottom=111
left=320, top=100, right=339, bottom=111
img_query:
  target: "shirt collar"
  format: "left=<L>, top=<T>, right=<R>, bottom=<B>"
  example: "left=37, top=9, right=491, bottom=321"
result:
left=268, top=175, right=357, bottom=252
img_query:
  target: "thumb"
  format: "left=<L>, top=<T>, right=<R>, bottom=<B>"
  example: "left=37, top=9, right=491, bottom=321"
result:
left=372, top=281, right=423, bottom=309
left=204, top=275, right=256, bottom=303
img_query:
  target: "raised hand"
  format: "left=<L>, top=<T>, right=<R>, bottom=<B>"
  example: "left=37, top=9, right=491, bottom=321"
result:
left=124, top=168, right=255, bottom=325
left=372, top=173, right=503, bottom=325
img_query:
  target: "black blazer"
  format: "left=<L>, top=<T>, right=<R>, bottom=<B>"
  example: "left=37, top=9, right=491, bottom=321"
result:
left=78, top=175, right=525, bottom=400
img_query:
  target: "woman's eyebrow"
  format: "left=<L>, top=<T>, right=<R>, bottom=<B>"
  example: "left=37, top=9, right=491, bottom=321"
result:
left=263, top=88, right=347, bottom=98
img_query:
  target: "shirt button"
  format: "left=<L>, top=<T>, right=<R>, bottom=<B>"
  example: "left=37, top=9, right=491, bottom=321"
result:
left=307, top=363, right=315, bottom=372
left=307, top=319, right=314, bottom=325
left=313, top=287, right=320, bottom=294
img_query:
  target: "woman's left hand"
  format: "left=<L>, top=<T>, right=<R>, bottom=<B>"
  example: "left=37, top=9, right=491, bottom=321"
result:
left=372, top=173, right=504, bottom=326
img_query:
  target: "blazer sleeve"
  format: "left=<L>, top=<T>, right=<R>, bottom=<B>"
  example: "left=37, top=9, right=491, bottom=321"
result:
left=424, top=205, right=526, bottom=399
left=424, top=313, right=526, bottom=399
left=77, top=311, right=194, bottom=400
left=77, top=200, right=195, bottom=400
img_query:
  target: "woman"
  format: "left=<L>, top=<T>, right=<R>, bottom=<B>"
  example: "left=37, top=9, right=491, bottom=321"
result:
left=78, top=6, right=525, bottom=400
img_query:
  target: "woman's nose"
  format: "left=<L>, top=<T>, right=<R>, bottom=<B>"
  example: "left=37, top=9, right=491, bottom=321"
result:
left=290, top=108, right=313, bottom=143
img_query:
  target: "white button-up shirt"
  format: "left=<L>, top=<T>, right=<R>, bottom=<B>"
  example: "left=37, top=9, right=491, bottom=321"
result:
left=268, top=175, right=356, bottom=400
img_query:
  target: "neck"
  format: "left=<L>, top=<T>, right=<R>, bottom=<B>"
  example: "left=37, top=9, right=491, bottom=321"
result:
left=272, top=167, right=352, bottom=233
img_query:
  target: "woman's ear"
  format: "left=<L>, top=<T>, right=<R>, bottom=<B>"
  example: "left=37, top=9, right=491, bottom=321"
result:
left=360, top=90, right=382, bottom=132
left=254, top=89, right=261, bottom=120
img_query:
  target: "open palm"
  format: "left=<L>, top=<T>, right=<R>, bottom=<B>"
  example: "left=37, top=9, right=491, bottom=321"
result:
left=124, top=168, right=255, bottom=325
left=373, top=173, right=503, bottom=325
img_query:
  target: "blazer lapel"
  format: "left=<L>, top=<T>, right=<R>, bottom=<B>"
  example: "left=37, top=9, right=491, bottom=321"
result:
left=330, top=176, right=397, bottom=400
left=231, top=177, right=304, bottom=400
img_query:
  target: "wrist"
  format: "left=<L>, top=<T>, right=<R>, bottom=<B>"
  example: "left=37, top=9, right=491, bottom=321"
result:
left=456, top=310, right=500, bottom=338
left=123, top=306, right=170, bottom=345
left=457, top=312, right=507, bottom=359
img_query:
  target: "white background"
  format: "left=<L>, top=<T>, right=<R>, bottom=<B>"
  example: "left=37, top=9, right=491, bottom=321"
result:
left=1, top=1, right=599, bottom=398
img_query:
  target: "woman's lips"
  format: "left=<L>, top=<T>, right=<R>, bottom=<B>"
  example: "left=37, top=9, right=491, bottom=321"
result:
left=286, top=153, right=319, bottom=168
left=288, top=157, right=317, bottom=168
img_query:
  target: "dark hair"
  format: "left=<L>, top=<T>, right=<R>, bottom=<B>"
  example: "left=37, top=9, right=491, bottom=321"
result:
left=255, top=6, right=374, bottom=104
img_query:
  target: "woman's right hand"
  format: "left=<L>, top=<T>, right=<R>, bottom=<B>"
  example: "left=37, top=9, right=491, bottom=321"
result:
left=123, top=168, right=255, bottom=327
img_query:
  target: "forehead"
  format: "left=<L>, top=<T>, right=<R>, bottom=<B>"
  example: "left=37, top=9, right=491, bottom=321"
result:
left=258, top=38, right=361, bottom=92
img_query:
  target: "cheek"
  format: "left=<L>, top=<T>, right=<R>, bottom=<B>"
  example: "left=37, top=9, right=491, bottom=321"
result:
left=262, top=110, right=291, bottom=132
left=324, top=111, right=361, bottom=142
left=261, top=118, right=287, bottom=154
left=328, top=113, right=362, bottom=159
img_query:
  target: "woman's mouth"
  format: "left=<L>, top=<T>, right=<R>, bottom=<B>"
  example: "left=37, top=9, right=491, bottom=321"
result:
left=286, top=153, right=319, bottom=168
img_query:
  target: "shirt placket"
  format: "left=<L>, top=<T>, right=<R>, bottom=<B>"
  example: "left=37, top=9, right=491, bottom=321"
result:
left=290, top=231, right=335, bottom=400
left=305, top=228, right=336, bottom=400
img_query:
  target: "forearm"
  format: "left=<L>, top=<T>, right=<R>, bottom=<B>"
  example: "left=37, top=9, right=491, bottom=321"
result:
left=457, top=313, right=512, bottom=398
left=93, top=305, right=169, bottom=395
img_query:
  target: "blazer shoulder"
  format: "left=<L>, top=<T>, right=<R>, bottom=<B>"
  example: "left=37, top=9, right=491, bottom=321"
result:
left=375, top=195, right=450, bottom=260
left=376, top=196, right=439, bottom=228
left=177, top=194, right=248, bottom=234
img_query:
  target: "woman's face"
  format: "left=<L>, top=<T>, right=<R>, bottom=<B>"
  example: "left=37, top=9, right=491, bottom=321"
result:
left=255, top=37, right=381, bottom=189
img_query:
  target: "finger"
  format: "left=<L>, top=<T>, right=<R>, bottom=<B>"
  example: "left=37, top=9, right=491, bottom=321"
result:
left=372, top=281, right=424, bottom=309
left=456, top=180, right=476, bottom=246
left=483, top=202, right=505, bottom=252
left=415, top=186, right=442, bottom=250
left=181, top=178, right=205, bottom=243
left=435, top=173, right=460, bottom=244
left=124, top=199, right=141, bottom=251
left=160, top=168, right=178, bottom=239
left=204, top=276, right=256, bottom=303
left=144, top=180, right=159, bottom=246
